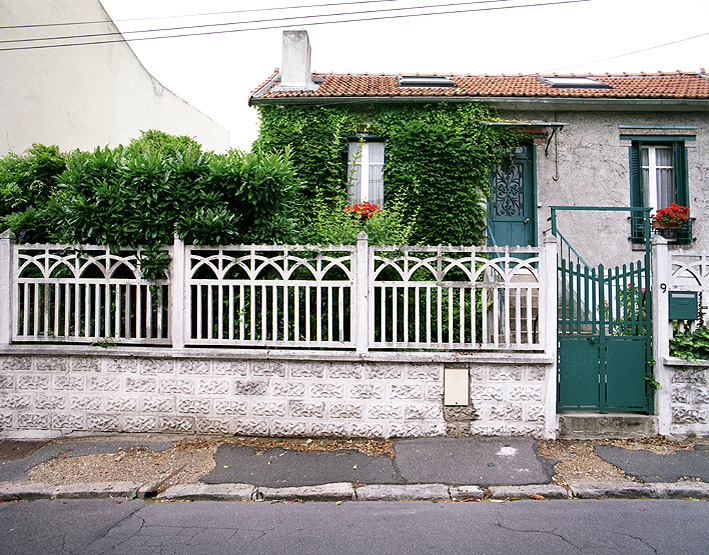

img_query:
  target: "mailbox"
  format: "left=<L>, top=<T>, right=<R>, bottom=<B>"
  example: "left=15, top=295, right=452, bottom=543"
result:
left=669, top=291, right=699, bottom=320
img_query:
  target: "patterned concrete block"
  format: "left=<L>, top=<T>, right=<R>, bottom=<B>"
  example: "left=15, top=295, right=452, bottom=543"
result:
left=367, top=364, right=403, bottom=380
left=36, top=357, right=68, bottom=373
left=70, top=395, right=102, bottom=411
left=197, top=418, right=231, bottom=435
left=470, top=385, right=504, bottom=401
left=87, top=414, right=120, bottom=431
left=506, top=386, right=542, bottom=402
left=329, top=364, right=363, bottom=380
left=53, top=375, right=85, bottom=391
left=273, top=382, right=306, bottom=398
left=177, top=360, right=210, bottom=375
left=197, top=379, right=231, bottom=396
left=140, top=359, right=174, bottom=375
left=288, top=400, right=325, bottom=418
left=17, top=375, right=50, bottom=390
left=525, top=405, right=545, bottom=422
left=213, top=361, right=248, bottom=376
left=233, top=380, right=268, bottom=396
left=390, top=384, right=423, bottom=399
left=289, top=362, right=326, bottom=378
left=177, top=399, right=211, bottom=415
left=214, top=400, right=247, bottom=416
left=0, top=356, right=32, bottom=372
left=122, top=415, right=157, bottom=433
left=87, top=376, right=120, bottom=392
left=17, top=413, right=50, bottom=429
left=672, top=407, right=707, bottom=424
left=488, top=367, right=523, bottom=381
left=252, top=361, right=285, bottom=377
left=406, top=365, right=441, bottom=381
left=125, top=377, right=157, bottom=393
left=329, top=403, right=363, bottom=419
left=142, top=397, right=174, bottom=413
left=489, top=404, right=523, bottom=421
left=672, top=369, right=707, bottom=384
left=310, top=383, right=344, bottom=398
left=350, top=384, right=383, bottom=399
left=271, top=420, right=309, bottom=436
left=52, top=413, right=84, bottom=430
left=159, top=379, right=194, bottom=395
left=348, top=423, right=385, bottom=438
left=106, top=358, right=138, bottom=374
left=71, top=358, right=100, bottom=373
left=159, top=417, right=194, bottom=433
left=105, top=397, right=138, bottom=412
left=34, top=395, right=66, bottom=410
left=368, top=404, right=403, bottom=420
left=252, top=401, right=288, bottom=417
left=233, top=419, right=269, bottom=436
left=405, top=404, right=441, bottom=420
left=0, top=375, right=14, bottom=389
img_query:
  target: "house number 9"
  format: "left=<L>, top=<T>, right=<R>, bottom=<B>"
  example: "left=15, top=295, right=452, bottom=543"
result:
left=660, top=283, right=667, bottom=293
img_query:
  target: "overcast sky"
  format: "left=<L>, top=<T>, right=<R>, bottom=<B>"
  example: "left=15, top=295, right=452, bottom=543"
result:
left=100, top=0, right=709, bottom=150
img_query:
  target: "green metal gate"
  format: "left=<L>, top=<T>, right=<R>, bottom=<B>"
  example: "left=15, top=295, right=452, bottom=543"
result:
left=552, top=207, right=653, bottom=413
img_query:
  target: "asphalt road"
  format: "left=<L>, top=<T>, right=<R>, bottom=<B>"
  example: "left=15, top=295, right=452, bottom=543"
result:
left=1, top=498, right=707, bottom=554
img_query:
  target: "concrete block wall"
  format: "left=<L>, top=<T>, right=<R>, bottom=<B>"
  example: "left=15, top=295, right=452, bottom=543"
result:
left=0, top=351, right=554, bottom=439
left=667, top=361, right=709, bottom=437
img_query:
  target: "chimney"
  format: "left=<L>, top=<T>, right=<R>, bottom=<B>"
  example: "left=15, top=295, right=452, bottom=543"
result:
left=275, top=30, right=319, bottom=91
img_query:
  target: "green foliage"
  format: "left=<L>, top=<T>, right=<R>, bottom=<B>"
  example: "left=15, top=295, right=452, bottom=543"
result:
left=301, top=189, right=416, bottom=246
left=670, top=325, right=709, bottom=361
left=0, top=143, right=66, bottom=242
left=48, top=132, right=300, bottom=251
left=254, top=102, right=518, bottom=245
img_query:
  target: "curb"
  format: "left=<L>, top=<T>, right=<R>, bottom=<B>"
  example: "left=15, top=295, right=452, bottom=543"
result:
left=2, top=481, right=709, bottom=502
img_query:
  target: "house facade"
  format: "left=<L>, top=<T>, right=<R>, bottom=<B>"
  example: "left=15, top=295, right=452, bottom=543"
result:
left=250, top=31, right=709, bottom=269
left=0, top=0, right=229, bottom=155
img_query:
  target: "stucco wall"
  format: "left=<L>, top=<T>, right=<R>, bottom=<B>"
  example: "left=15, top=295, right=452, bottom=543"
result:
left=0, top=0, right=229, bottom=155
left=497, top=108, right=709, bottom=269
left=0, top=351, right=553, bottom=440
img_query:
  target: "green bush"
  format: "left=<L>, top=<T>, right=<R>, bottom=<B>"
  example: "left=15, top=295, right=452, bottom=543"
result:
left=0, top=143, right=66, bottom=242
left=670, top=325, right=709, bottom=361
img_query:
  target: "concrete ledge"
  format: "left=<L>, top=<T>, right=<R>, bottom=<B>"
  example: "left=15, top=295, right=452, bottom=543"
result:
left=489, top=484, right=569, bottom=500
left=449, top=485, right=485, bottom=500
left=559, top=414, right=657, bottom=440
left=0, top=483, right=56, bottom=501
left=650, top=482, right=709, bottom=499
left=569, top=481, right=655, bottom=498
left=53, top=482, right=142, bottom=499
left=355, top=484, right=450, bottom=501
left=255, top=482, right=355, bottom=502
left=157, top=483, right=255, bottom=501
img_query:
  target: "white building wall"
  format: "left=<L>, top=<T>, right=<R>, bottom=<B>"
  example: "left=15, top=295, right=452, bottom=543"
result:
left=0, top=0, right=229, bottom=155
left=498, top=108, right=709, bottom=269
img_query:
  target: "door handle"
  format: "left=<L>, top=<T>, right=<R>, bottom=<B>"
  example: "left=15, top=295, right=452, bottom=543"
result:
left=523, top=219, right=530, bottom=224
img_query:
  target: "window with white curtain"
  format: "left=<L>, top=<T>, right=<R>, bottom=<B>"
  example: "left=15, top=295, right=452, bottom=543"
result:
left=641, top=145, right=674, bottom=210
left=347, top=141, right=384, bottom=206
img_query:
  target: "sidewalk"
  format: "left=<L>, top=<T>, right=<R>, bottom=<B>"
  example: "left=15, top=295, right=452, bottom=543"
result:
left=1, top=435, right=708, bottom=502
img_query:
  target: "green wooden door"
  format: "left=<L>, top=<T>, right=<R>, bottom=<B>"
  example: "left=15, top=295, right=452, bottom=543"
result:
left=488, top=148, right=536, bottom=247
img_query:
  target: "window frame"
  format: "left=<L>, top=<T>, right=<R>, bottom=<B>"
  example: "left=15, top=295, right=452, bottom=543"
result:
left=346, top=136, right=385, bottom=206
left=629, top=138, right=690, bottom=245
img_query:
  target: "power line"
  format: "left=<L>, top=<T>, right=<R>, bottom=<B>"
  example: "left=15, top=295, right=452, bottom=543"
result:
left=542, top=31, right=709, bottom=73
left=0, top=0, right=405, bottom=30
left=0, top=0, right=538, bottom=45
left=0, top=0, right=591, bottom=52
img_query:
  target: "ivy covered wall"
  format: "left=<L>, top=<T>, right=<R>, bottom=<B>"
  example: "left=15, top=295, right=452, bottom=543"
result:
left=254, top=102, right=516, bottom=246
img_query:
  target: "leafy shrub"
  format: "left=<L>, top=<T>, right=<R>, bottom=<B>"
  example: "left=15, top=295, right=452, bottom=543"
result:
left=670, top=325, right=709, bottom=361
left=0, top=143, right=66, bottom=242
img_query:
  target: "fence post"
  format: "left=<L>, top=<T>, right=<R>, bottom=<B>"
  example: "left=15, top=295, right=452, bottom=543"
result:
left=353, top=231, right=370, bottom=354
left=0, top=230, right=15, bottom=346
left=541, top=231, right=558, bottom=439
left=171, top=235, right=186, bottom=350
left=651, top=234, right=671, bottom=435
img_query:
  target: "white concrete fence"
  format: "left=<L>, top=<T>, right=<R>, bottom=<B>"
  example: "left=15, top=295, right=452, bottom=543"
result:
left=0, top=231, right=553, bottom=354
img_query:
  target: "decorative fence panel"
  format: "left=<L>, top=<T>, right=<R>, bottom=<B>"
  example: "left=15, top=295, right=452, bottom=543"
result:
left=669, top=250, right=709, bottom=333
left=2, top=234, right=546, bottom=352
left=370, top=246, right=542, bottom=350
left=11, top=244, right=170, bottom=344
left=186, top=245, right=355, bottom=348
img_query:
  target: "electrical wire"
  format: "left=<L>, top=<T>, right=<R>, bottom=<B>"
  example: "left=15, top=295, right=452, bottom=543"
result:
left=0, top=0, right=527, bottom=45
left=0, top=0, right=590, bottom=52
left=0, top=0, right=406, bottom=30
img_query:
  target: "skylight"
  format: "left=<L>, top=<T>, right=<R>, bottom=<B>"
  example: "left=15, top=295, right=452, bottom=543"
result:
left=539, top=76, right=611, bottom=89
left=397, top=75, right=456, bottom=88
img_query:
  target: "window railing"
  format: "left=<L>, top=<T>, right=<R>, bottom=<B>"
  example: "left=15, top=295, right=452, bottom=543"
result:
left=630, top=216, right=695, bottom=246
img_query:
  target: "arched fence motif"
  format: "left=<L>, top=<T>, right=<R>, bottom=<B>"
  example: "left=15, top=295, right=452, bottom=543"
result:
left=1, top=231, right=548, bottom=352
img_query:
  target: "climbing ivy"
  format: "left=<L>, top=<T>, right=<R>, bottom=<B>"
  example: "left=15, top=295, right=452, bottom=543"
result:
left=254, top=102, right=518, bottom=245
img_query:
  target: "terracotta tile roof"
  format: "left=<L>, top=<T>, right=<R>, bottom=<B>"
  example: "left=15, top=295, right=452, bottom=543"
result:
left=250, top=70, right=709, bottom=104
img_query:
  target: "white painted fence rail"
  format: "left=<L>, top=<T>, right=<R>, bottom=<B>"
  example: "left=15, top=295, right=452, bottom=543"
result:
left=0, top=231, right=548, bottom=352
left=669, top=248, right=709, bottom=332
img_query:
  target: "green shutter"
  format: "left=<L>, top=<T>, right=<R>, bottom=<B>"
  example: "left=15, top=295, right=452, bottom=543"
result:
left=673, top=142, right=691, bottom=244
left=673, top=141, right=688, bottom=206
left=629, top=141, right=643, bottom=243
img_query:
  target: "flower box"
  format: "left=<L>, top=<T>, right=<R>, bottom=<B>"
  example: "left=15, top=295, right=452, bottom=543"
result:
left=652, top=220, right=682, bottom=230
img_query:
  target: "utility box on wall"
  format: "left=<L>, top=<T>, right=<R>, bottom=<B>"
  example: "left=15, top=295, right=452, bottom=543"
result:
left=669, top=291, right=699, bottom=320
left=444, top=366, right=469, bottom=406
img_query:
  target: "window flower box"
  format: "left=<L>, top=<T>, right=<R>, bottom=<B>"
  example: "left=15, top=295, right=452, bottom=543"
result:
left=651, top=204, right=689, bottom=230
